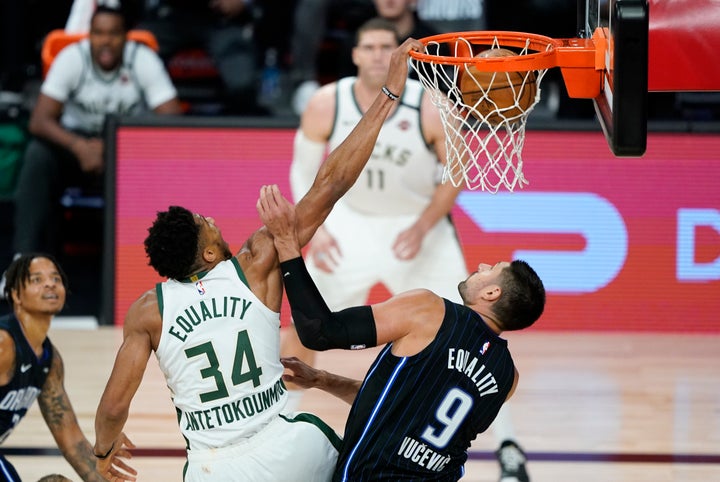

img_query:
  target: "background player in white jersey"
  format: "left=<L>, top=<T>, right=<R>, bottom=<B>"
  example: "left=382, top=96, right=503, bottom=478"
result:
left=11, top=4, right=182, bottom=258
left=285, top=17, right=531, bottom=481
left=1, top=254, right=135, bottom=481
left=92, top=38, right=424, bottom=481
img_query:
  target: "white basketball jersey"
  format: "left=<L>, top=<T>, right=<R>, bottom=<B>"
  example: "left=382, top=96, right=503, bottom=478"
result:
left=155, top=258, right=287, bottom=450
left=329, top=77, right=441, bottom=215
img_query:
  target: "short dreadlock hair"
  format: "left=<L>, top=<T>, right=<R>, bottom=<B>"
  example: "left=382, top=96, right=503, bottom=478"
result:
left=3, top=253, right=69, bottom=308
left=144, top=206, right=200, bottom=280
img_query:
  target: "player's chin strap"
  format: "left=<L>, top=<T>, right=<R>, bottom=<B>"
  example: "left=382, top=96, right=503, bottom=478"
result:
left=280, top=256, right=377, bottom=351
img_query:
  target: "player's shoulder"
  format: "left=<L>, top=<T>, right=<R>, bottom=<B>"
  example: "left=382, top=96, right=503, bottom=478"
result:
left=301, top=82, right=337, bottom=137
left=304, top=82, right=337, bottom=114
left=49, top=40, right=85, bottom=71
left=0, top=328, right=14, bottom=353
left=129, top=288, right=160, bottom=317
left=127, top=40, right=162, bottom=61
left=382, top=288, right=443, bottom=310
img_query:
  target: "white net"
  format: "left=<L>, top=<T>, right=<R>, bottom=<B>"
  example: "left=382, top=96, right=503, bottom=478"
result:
left=410, top=35, right=550, bottom=192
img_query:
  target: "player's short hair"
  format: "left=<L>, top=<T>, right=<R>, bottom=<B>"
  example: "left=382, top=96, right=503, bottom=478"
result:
left=92, top=0, right=136, bottom=31
left=493, top=260, right=545, bottom=331
left=3, top=253, right=69, bottom=307
left=145, top=206, right=200, bottom=280
left=356, top=17, right=400, bottom=45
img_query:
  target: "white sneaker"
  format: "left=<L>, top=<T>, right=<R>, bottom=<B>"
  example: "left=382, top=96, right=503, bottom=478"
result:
left=0, top=270, right=6, bottom=300
left=496, top=440, right=530, bottom=482
left=1, top=254, right=22, bottom=300
left=291, top=80, right=320, bottom=116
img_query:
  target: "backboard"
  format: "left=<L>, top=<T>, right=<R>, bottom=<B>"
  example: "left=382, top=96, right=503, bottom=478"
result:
left=578, top=0, right=648, bottom=157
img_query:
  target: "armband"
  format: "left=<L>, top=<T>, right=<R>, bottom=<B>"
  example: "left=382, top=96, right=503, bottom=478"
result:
left=290, top=130, right=326, bottom=201
left=280, top=257, right=377, bottom=351
left=94, top=442, right=114, bottom=459
left=381, top=85, right=399, bottom=101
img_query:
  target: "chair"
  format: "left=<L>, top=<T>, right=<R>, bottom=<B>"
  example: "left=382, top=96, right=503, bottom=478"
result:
left=41, top=29, right=159, bottom=77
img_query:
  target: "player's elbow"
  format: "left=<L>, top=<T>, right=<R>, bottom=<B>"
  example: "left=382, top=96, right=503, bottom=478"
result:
left=293, top=306, right=376, bottom=351
left=294, top=317, right=333, bottom=351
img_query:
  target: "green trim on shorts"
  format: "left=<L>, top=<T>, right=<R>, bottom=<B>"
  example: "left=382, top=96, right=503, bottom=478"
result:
left=280, top=412, right=343, bottom=451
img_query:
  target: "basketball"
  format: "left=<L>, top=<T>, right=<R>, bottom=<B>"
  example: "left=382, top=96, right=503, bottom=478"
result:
left=459, top=48, right=537, bottom=124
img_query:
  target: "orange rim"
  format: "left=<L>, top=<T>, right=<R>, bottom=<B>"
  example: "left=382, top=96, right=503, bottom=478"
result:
left=409, top=31, right=563, bottom=72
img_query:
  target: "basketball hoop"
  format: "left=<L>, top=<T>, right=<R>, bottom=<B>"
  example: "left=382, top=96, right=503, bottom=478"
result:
left=409, top=31, right=598, bottom=192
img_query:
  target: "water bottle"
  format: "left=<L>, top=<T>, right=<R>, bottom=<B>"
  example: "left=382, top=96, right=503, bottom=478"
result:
left=260, top=48, right=281, bottom=106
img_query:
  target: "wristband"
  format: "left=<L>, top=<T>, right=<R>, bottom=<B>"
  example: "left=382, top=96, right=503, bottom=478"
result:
left=381, top=85, right=399, bottom=101
left=94, top=442, right=114, bottom=459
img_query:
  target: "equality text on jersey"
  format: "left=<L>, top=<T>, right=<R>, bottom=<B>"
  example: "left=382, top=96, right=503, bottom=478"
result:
left=168, top=296, right=253, bottom=342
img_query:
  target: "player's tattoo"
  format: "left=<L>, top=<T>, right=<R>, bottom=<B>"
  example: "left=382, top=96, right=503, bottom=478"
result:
left=38, top=347, right=104, bottom=482
left=38, top=347, right=71, bottom=428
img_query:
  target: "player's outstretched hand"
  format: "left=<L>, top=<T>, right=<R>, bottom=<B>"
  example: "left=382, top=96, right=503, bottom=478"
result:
left=385, top=38, right=425, bottom=102
left=281, top=356, right=361, bottom=405
left=95, top=432, right=137, bottom=481
left=280, top=356, right=324, bottom=390
left=257, top=185, right=301, bottom=259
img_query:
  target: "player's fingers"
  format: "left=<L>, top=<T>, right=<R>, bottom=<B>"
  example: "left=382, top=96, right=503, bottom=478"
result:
left=122, top=434, right=137, bottom=450
left=257, top=186, right=268, bottom=212
left=114, top=447, right=133, bottom=459
left=112, top=458, right=138, bottom=475
left=313, top=252, right=334, bottom=273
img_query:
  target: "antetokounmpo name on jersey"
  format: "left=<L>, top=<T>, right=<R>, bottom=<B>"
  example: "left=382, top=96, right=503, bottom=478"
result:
left=181, top=379, right=286, bottom=431
left=447, top=348, right=499, bottom=397
left=168, top=296, right=253, bottom=342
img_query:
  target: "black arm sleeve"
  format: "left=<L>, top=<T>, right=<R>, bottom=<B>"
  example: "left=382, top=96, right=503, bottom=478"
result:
left=280, top=257, right=377, bottom=351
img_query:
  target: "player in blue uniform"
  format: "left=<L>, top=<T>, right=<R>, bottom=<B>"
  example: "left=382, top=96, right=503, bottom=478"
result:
left=0, top=254, right=135, bottom=481
left=257, top=184, right=545, bottom=481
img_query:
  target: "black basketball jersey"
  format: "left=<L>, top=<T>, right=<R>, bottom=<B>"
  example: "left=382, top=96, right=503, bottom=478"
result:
left=333, top=299, right=516, bottom=481
left=0, top=314, right=53, bottom=444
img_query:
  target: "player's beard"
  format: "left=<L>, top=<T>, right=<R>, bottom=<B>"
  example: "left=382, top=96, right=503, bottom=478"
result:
left=457, top=280, right=469, bottom=304
left=222, top=242, right=233, bottom=260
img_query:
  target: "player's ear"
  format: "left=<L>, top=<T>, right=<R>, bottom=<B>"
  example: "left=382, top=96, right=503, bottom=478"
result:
left=202, top=245, right=217, bottom=263
left=11, top=289, right=21, bottom=306
left=482, top=285, right=501, bottom=301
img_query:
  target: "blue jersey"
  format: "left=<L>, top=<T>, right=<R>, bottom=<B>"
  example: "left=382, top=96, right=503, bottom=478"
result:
left=334, top=299, right=515, bottom=481
left=0, top=314, right=53, bottom=444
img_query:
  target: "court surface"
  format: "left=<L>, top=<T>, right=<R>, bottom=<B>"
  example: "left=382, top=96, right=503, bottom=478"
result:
left=5, top=326, right=719, bottom=481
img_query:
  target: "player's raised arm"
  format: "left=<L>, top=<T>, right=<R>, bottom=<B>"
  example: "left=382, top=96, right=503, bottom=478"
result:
left=292, top=38, right=424, bottom=248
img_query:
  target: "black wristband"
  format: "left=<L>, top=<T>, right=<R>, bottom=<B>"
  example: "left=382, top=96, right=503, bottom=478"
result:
left=381, top=85, right=399, bottom=101
left=94, top=443, right=114, bottom=459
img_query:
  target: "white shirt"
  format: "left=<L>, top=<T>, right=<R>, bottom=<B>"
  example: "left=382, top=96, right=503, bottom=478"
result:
left=41, top=39, right=177, bottom=134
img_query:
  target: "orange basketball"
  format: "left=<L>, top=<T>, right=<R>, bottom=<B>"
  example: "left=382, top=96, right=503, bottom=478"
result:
left=459, top=48, right=537, bottom=125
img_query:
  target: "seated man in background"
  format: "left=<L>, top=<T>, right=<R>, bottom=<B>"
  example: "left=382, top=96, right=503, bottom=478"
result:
left=11, top=3, right=181, bottom=262
left=1, top=253, right=135, bottom=481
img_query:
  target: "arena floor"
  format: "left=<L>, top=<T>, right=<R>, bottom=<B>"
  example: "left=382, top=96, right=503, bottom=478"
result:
left=5, top=326, right=719, bottom=481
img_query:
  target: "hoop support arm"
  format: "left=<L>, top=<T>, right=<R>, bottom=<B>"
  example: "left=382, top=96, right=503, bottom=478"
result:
left=555, top=36, right=603, bottom=99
